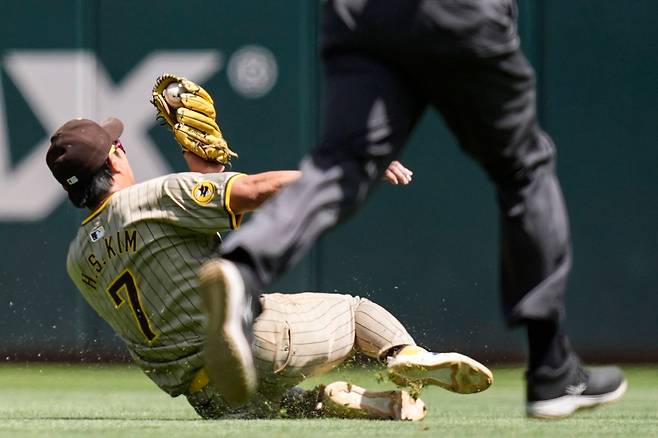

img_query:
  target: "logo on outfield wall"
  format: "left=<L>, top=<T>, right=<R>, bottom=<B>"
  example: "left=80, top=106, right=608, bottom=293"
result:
left=0, top=46, right=278, bottom=221
left=228, top=46, right=278, bottom=98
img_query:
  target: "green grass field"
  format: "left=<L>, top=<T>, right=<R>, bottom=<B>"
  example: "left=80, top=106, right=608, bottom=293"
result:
left=0, top=364, right=656, bottom=437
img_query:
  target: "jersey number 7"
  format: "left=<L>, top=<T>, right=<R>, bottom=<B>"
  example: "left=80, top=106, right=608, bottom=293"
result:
left=106, top=269, right=158, bottom=342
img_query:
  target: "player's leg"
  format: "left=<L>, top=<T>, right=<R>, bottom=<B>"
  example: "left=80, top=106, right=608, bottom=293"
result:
left=253, top=292, right=429, bottom=421
left=427, top=48, right=624, bottom=417
left=196, top=291, right=488, bottom=419
left=249, top=292, right=428, bottom=420
left=352, top=297, right=492, bottom=394
left=252, top=292, right=361, bottom=397
left=254, top=291, right=492, bottom=396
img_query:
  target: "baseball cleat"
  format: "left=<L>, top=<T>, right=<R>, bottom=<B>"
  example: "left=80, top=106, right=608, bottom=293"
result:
left=526, top=355, right=627, bottom=419
left=387, top=346, right=493, bottom=394
left=199, top=259, right=257, bottom=407
left=321, top=381, right=427, bottom=421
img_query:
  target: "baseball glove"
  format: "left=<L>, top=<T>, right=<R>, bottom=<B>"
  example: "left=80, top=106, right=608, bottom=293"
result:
left=151, top=73, right=238, bottom=164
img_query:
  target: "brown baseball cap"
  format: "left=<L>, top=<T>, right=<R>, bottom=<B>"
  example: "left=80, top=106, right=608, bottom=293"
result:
left=46, top=117, right=124, bottom=189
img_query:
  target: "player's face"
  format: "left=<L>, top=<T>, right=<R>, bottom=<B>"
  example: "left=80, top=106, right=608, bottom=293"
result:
left=108, top=141, right=136, bottom=185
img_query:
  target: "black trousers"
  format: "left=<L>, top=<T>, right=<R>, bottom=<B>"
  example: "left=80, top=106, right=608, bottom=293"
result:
left=222, top=0, right=571, bottom=326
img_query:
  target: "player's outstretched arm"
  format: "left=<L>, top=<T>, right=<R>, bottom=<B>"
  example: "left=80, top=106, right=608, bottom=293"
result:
left=229, top=171, right=301, bottom=214
left=183, top=151, right=300, bottom=214
left=183, top=152, right=410, bottom=214
left=228, top=160, right=411, bottom=213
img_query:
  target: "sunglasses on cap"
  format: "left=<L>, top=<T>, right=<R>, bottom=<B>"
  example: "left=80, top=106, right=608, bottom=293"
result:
left=108, top=140, right=125, bottom=157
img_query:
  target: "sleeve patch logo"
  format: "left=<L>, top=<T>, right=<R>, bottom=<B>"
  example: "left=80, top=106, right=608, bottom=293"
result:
left=192, top=181, right=216, bottom=204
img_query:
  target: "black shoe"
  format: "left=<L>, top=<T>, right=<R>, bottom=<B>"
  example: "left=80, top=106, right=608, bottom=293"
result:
left=526, top=354, right=627, bottom=419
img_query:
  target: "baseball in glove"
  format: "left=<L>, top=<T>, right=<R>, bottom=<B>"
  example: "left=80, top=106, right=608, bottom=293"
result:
left=151, top=73, right=238, bottom=165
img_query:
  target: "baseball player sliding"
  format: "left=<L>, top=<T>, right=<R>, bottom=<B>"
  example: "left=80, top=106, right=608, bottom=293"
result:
left=45, top=74, right=492, bottom=420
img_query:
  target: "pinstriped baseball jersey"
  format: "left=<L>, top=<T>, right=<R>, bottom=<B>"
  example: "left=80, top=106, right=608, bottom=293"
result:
left=66, top=171, right=244, bottom=396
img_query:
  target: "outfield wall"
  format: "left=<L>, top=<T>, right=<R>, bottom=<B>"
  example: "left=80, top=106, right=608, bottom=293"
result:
left=1, top=1, right=656, bottom=362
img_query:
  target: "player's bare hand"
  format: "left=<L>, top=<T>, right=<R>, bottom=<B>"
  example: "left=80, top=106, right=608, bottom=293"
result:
left=383, top=161, right=413, bottom=185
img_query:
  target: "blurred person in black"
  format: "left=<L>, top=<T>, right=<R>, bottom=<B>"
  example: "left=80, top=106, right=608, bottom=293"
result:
left=205, top=0, right=626, bottom=418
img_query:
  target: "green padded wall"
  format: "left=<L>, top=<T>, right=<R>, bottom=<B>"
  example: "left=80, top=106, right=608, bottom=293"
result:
left=1, top=1, right=655, bottom=362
